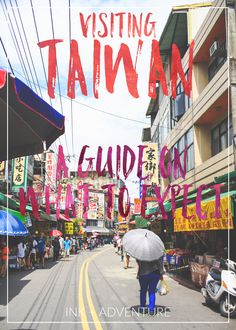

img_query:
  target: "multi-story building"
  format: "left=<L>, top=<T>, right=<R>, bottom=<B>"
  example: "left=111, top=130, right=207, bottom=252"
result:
left=70, top=170, right=124, bottom=235
left=143, top=0, right=236, bottom=256
left=144, top=0, right=236, bottom=189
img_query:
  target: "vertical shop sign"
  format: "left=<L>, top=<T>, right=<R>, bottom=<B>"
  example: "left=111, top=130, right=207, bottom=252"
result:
left=134, top=198, right=141, bottom=214
left=0, top=161, right=5, bottom=180
left=88, top=192, right=105, bottom=220
left=45, top=152, right=56, bottom=188
left=142, top=143, right=158, bottom=184
left=77, top=179, right=83, bottom=219
left=64, top=222, right=74, bottom=235
left=60, top=177, right=68, bottom=210
left=12, top=157, right=27, bottom=192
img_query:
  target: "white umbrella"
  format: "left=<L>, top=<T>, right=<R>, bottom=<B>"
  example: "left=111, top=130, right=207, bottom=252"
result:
left=122, top=229, right=165, bottom=261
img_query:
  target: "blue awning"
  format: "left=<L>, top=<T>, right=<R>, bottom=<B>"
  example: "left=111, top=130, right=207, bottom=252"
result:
left=0, top=70, right=65, bottom=160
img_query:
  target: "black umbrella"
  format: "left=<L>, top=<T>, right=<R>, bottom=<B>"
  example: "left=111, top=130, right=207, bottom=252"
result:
left=0, top=70, right=65, bottom=160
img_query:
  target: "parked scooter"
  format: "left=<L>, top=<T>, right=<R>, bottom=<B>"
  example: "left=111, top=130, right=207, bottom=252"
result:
left=201, top=259, right=236, bottom=317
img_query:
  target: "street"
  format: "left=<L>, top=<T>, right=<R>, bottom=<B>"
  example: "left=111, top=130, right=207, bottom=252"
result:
left=0, top=245, right=235, bottom=330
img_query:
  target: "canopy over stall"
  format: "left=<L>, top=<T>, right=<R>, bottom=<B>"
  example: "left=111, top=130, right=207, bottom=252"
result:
left=0, top=70, right=65, bottom=160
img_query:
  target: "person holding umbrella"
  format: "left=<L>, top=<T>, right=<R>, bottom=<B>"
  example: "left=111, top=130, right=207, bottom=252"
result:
left=122, top=229, right=165, bottom=315
left=136, top=257, right=165, bottom=314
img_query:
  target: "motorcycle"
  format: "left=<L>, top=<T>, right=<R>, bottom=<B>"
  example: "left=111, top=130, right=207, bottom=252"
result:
left=201, top=259, right=236, bottom=317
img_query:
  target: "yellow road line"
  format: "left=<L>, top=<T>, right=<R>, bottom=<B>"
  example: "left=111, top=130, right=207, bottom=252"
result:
left=78, top=247, right=112, bottom=329
left=85, top=261, right=103, bottom=330
left=78, top=260, right=90, bottom=330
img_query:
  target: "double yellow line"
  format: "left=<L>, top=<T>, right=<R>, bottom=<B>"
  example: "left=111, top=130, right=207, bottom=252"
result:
left=78, top=248, right=111, bottom=330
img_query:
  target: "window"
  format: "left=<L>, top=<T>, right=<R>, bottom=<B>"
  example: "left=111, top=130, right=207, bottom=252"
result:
left=171, top=70, right=192, bottom=128
left=86, top=219, right=98, bottom=227
left=159, top=111, right=170, bottom=146
left=171, top=128, right=194, bottom=181
left=152, top=126, right=159, bottom=143
left=208, top=56, right=227, bottom=82
left=212, top=117, right=232, bottom=156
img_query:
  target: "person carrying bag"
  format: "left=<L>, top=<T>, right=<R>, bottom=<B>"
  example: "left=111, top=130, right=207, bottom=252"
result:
left=137, top=257, right=166, bottom=315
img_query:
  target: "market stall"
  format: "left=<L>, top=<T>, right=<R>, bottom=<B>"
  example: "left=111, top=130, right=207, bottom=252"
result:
left=171, top=193, right=235, bottom=288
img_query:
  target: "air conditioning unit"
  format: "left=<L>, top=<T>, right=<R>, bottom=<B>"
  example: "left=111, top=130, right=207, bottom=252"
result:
left=209, top=41, right=226, bottom=57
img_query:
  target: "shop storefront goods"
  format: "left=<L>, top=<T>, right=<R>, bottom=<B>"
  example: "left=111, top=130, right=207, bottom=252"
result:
left=0, top=70, right=65, bottom=161
left=174, top=196, right=234, bottom=232
left=0, top=210, right=29, bottom=236
left=123, top=229, right=165, bottom=261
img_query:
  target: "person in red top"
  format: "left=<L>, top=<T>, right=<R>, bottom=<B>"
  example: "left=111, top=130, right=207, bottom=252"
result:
left=1, top=241, right=9, bottom=277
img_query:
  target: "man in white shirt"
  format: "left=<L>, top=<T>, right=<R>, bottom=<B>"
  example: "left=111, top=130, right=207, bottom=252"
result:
left=17, top=241, right=26, bottom=269
left=30, top=236, right=38, bottom=269
left=59, top=236, right=64, bottom=257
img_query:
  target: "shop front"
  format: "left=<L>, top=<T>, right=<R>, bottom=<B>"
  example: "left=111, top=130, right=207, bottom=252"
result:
left=167, top=193, right=235, bottom=288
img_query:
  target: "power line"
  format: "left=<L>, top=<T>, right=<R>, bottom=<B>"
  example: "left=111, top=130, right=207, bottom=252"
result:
left=0, top=0, right=31, bottom=87
left=2, top=0, right=33, bottom=89
left=0, top=48, right=59, bottom=157
left=9, top=0, right=39, bottom=94
left=14, top=0, right=43, bottom=98
left=0, top=55, right=195, bottom=138
left=68, top=0, right=75, bottom=159
left=1, top=2, right=61, bottom=158
left=0, top=65, right=191, bottom=134
left=30, top=0, right=63, bottom=148
left=48, top=0, right=70, bottom=157
left=0, top=37, right=14, bottom=74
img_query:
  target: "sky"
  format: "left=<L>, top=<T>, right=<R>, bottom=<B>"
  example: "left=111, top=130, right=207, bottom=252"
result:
left=0, top=0, right=212, bottom=200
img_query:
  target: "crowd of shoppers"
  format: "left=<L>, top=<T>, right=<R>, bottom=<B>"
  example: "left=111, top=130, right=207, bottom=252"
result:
left=0, top=233, right=105, bottom=276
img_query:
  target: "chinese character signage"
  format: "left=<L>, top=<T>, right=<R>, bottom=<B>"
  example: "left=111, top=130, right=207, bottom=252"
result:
left=45, top=152, right=56, bottom=189
left=60, top=177, right=69, bottom=210
left=33, top=175, right=44, bottom=205
left=134, top=198, right=141, bottom=214
left=77, top=179, right=83, bottom=219
left=142, top=143, right=158, bottom=184
left=88, top=192, right=105, bottom=220
left=64, top=222, right=74, bottom=235
left=12, top=157, right=27, bottom=192
left=174, top=196, right=234, bottom=232
left=0, top=161, right=5, bottom=180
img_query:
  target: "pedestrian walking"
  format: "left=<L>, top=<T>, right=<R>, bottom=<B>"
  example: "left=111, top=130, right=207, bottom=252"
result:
left=71, top=236, right=76, bottom=254
left=59, top=236, right=64, bottom=257
left=37, top=233, right=46, bottom=268
left=64, top=236, right=72, bottom=258
left=113, top=236, right=117, bottom=252
left=52, top=237, right=60, bottom=261
left=75, top=238, right=79, bottom=254
left=124, top=251, right=130, bottom=269
left=25, top=237, right=33, bottom=270
left=122, top=229, right=165, bottom=315
left=120, top=244, right=124, bottom=262
left=17, top=241, right=26, bottom=270
left=117, top=236, right=122, bottom=255
left=30, top=235, right=38, bottom=269
left=137, top=258, right=165, bottom=314
left=0, top=241, right=9, bottom=277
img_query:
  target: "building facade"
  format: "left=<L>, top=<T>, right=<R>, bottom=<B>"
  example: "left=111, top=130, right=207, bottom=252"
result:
left=144, top=0, right=235, bottom=193
left=143, top=0, right=236, bottom=259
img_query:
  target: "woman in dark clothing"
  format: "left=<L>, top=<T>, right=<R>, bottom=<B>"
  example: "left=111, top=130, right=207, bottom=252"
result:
left=52, top=237, right=60, bottom=261
left=137, top=258, right=164, bottom=314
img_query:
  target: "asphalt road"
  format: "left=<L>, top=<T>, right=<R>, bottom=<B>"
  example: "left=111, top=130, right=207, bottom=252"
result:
left=0, top=245, right=235, bottom=330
